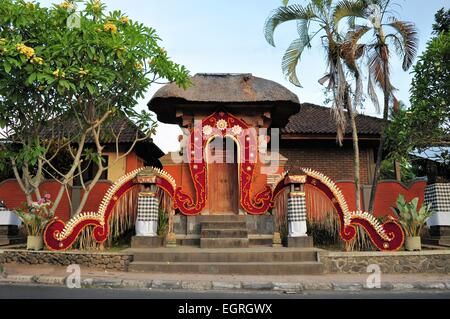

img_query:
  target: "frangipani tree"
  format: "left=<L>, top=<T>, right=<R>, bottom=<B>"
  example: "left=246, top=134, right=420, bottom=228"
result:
left=0, top=0, right=190, bottom=216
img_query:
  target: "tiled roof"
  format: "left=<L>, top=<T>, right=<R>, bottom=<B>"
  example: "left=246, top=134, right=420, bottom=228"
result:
left=40, top=115, right=149, bottom=144
left=283, top=103, right=383, bottom=136
left=39, top=115, right=165, bottom=159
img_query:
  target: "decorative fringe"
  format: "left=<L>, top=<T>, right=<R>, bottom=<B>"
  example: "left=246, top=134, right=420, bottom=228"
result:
left=274, top=188, right=288, bottom=238
left=74, top=185, right=140, bottom=250
left=305, top=184, right=336, bottom=222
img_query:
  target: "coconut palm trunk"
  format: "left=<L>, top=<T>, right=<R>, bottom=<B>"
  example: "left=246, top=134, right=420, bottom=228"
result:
left=368, top=52, right=390, bottom=213
left=346, top=90, right=362, bottom=211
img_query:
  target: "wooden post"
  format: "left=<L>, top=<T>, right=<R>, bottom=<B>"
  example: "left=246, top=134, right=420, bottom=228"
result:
left=394, top=160, right=402, bottom=181
left=166, top=206, right=177, bottom=248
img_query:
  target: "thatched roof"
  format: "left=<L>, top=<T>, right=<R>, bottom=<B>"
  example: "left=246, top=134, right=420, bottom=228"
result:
left=148, top=73, right=300, bottom=127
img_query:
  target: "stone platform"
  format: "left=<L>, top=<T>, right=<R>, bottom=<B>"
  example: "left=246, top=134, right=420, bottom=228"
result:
left=126, top=247, right=324, bottom=275
left=423, top=226, right=450, bottom=247
left=284, top=236, right=314, bottom=248
left=131, top=236, right=164, bottom=248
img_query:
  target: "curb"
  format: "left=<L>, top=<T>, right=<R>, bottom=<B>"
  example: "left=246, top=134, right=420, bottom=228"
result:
left=1, top=275, right=450, bottom=293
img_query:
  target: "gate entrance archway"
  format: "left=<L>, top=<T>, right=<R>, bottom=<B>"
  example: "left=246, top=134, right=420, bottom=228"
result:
left=206, top=136, right=238, bottom=214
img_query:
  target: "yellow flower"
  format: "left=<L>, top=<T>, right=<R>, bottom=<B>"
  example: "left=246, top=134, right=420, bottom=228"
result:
left=58, top=1, right=74, bottom=10
left=26, top=2, right=35, bottom=9
left=53, top=69, right=65, bottom=78
left=31, top=57, right=44, bottom=65
left=120, top=16, right=129, bottom=24
left=92, top=0, right=101, bottom=11
left=0, top=47, right=7, bottom=55
left=38, top=85, right=45, bottom=91
left=78, top=68, right=88, bottom=77
left=16, top=43, right=35, bottom=59
left=0, top=38, right=6, bottom=46
left=103, top=22, right=117, bottom=33
left=135, top=62, right=143, bottom=70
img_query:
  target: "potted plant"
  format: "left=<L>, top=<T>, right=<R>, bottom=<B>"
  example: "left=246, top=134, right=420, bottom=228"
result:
left=391, top=195, right=433, bottom=251
left=15, top=194, right=54, bottom=250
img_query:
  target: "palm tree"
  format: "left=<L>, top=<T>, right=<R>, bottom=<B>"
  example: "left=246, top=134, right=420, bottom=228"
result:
left=339, top=0, right=419, bottom=213
left=264, top=0, right=366, bottom=211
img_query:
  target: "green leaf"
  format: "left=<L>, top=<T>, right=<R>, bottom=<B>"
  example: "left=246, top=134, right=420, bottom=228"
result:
left=281, top=37, right=306, bottom=87
left=4, top=61, right=11, bottom=74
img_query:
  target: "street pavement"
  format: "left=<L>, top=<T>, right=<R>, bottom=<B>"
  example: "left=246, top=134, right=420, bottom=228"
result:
left=1, top=283, right=450, bottom=299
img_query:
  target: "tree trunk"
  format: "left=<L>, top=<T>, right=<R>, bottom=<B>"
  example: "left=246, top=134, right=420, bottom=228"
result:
left=343, top=85, right=362, bottom=212
left=394, top=160, right=401, bottom=181
left=348, top=104, right=361, bottom=212
left=368, top=51, right=390, bottom=213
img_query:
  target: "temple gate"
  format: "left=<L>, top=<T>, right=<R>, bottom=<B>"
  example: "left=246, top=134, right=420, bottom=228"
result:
left=44, top=74, right=404, bottom=251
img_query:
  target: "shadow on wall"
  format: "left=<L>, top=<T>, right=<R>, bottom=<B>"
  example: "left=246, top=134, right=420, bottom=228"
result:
left=337, top=179, right=427, bottom=217
left=0, top=179, right=113, bottom=221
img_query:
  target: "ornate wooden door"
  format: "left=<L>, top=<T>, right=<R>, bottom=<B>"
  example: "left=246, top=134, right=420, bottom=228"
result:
left=207, top=138, right=238, bottom=214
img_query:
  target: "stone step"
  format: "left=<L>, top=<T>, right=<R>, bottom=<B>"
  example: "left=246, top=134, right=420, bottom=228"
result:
left=129, top=261, right=324, bottom=275
left=199, top=215, right=246, bottom=222
left=201, top=221, right=247, bottom=230
left=133, top=250, right=318, bottom=262
left=249, top=237, right=273, bottom=246
left=176, top=238, right=200, bottom=246
left=201, top=229, right=248, bottom=238
left=200, top=238, right=249, bottom=248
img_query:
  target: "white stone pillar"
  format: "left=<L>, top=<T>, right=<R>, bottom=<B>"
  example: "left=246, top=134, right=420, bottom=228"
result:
left=135, top=191, right=159, bottom=237
left=287, top=192, right=307, bottom=237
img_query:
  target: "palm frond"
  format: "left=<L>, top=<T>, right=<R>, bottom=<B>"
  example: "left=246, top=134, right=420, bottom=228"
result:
left=367, top=70, right=380, bottom=113
left=297, top=19, right=312, bottom=48
left=385, top=33, right=404, bottom=57
left=334, top=0, right=366, bottom=26
left=282, top=37, right=307, bottom=87
left=387, top=20, right=418, bottom=70
left=341, top=25, right=370, bottom=71
left=368, top=45, right=394, bottom=94
left=264, top=4, right=316, bottom=46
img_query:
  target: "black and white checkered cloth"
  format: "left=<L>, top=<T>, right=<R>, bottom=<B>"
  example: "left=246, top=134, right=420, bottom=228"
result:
left=137, top=194, right=159, bottom=222
left=425, top=183, right=450, bottom=213
left=287, top=195, right=307, bottom=222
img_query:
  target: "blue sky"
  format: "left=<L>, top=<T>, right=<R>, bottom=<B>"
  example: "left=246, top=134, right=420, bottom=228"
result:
left=38, top=0, right=449, bottom=152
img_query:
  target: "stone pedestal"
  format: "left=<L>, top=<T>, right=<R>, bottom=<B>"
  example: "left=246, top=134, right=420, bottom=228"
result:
left=131, top=236, right=163, bottom=248
left=0, top=225, right=25, bottom=246
left=423, top=226, right=450, bottom=247
left=429, top=226, right=450, bottom=237
left=423, top=183, right=450, bottom=247
left=284, top=236, right=314, bottom=248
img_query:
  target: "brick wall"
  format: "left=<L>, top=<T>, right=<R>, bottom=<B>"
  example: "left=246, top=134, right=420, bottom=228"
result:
left=280, top=140, right=374, bottom=185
